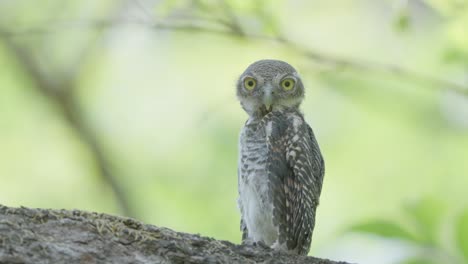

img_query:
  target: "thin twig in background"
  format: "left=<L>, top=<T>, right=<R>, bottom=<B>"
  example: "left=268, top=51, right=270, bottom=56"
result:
left=1, top=14, right=467, bottom=97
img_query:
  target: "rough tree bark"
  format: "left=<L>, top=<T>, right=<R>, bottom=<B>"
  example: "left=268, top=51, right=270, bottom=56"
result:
left=0, top=205, right=351, bottom=264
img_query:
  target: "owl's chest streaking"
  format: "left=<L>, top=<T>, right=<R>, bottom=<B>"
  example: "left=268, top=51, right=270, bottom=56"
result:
left=238, top=111, right=290, bottom=245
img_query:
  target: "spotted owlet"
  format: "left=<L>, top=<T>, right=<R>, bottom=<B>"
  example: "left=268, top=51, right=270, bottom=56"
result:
left=236, top=59, right=325, bottom=255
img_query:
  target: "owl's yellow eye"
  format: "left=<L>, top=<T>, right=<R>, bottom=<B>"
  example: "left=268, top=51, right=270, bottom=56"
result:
left=243, top=77, right=256, bottom=90
left=281, top=78, right=295, bottom=91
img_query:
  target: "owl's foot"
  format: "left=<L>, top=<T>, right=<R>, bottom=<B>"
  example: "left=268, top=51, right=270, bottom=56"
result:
left=241, top=239, right=270, bottom=250
left=271, top=240, right=290, bottom=253
left=241, top=238, right=255, bottom=246
left=253, top=240, right=270, bottom=250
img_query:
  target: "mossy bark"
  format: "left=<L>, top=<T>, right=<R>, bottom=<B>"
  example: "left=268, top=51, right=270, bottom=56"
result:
left=0, top=205, right=350, bottom=264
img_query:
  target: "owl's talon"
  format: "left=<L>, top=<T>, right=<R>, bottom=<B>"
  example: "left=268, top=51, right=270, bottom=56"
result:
left=241, top=239, right=255, bottom=246
left=253, top=241, right=270, bottom=249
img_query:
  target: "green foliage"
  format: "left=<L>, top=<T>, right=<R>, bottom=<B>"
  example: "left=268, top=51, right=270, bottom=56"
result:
left=350, top=220, right=418, bottom=242
left=404, top=198, right=445, bottom=245
left=155, top=0, right=187, bottom=16
left=392, top=2, right=411, bottom=33
left=424, top=0, right=468, bottom=16
left=456, top=209, right=468, bottom=262
left=400, top=257, right=439, bottom=264
left=424, top=0, right=468, bottom=66
left=393, top=10, right=410, bottom=32
left=349, top=198, right=468, bottom=264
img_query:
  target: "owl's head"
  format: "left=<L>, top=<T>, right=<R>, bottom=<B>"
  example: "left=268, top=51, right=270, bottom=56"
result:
left=236, top=59, right=305, bottom=117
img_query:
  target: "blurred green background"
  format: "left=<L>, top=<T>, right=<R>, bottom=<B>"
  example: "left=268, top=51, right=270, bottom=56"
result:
left=1, top=0, right=468, bottom=263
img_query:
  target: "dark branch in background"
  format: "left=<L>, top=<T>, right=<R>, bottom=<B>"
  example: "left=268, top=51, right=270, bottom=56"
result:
left=0, top=33, right=134, bottom=218
left=0, top=2, right=137, bottom=217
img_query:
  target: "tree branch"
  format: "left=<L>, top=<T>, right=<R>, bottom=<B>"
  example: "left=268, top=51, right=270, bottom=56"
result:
left=0, top=31, right=134, bottom=218
left=0, top=1, right=149, bottom=218
left=0, top=205, right=350, bottom=264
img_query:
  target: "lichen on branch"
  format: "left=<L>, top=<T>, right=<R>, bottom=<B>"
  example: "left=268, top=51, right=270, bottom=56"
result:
left=0, top=205, right=349, bottom=264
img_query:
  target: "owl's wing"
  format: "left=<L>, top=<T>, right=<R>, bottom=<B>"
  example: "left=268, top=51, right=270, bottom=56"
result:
left=239, top=176, right=248, bottom=242
left=240, top=218, right=249, bottom=241
left=268, top=114, right=324, bottom=255
left=288, top=123, right=324, bottom=254
left=239, top=183, right=249, bottom=241
left=238, top=124, right=250, bottom=243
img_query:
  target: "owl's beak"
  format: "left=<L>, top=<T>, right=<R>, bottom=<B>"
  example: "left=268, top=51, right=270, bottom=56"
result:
left=263, top=88, right=273, bottom=111
left=263, top=96, right=273, bottom=111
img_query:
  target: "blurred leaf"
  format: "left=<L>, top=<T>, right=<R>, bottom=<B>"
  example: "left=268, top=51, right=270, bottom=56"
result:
left=254, top=1, right=280, bottom=36
left=456, top=208, right=468, bottom=261
left=224, top=0, right=254, bottom=11
left=441, top=47, right=468, bottom=65
left=424, top=0, right=468, bottom=16
left=155, top=0, right=188, bottom=16
left=393, top=8, right=411, bottom=32
left=350, top=220, right=418, bottom=242
left=400, top=256, right=439, bottom=264
left=446, top=13, right=468, bottom=50
left=404, top=198, right=445, bottom=245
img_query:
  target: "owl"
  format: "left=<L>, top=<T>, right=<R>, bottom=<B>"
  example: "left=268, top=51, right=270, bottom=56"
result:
left=236, top=59, right=325, bottom=255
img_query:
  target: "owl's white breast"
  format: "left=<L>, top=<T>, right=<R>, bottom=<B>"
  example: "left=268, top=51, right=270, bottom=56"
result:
left=238, top=119, right=278, bottom=245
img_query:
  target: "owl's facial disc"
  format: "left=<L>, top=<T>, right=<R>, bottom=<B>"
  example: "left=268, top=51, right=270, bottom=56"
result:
left=237, top=60, right=305, bottom=117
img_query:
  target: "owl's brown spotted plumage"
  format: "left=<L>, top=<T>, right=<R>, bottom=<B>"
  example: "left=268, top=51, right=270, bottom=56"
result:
left=237, top=59, right=325, bottom=255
